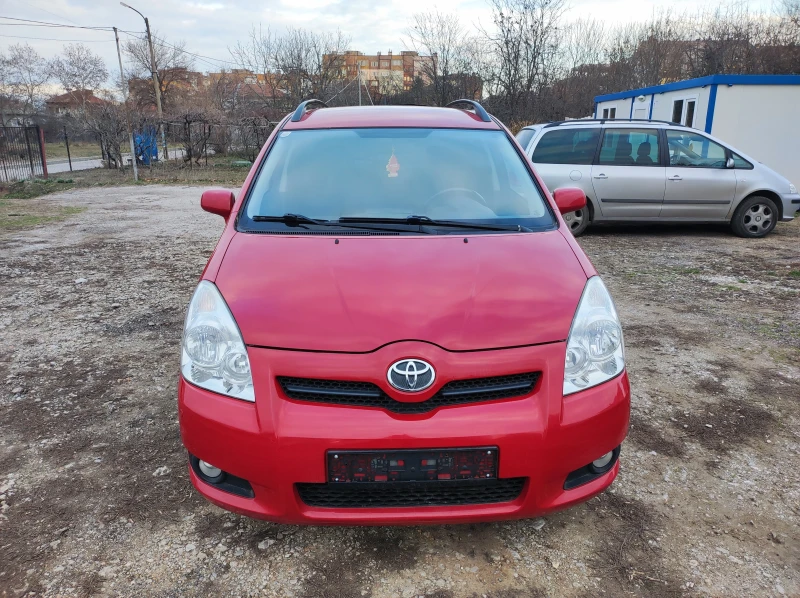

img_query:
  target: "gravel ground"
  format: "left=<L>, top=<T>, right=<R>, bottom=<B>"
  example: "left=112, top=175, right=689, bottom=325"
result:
left=1, top=186, right=798, bottom=598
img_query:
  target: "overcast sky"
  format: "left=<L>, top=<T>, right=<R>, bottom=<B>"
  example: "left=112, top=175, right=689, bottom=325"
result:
left=0, top=0, right=776, bottom=77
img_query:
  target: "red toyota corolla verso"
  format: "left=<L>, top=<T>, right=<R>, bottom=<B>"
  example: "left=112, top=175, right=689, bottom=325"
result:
left=178, top=100, right=630, bottom=525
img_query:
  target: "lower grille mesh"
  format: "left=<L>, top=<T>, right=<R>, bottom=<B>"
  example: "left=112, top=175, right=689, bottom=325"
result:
left=278, top=372, right=540, bottom=414
left=296, top=478, right=527, bottom=508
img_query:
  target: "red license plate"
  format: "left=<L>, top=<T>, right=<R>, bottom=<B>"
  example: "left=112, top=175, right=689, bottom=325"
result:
left=327, top=447, right=498, bottom=483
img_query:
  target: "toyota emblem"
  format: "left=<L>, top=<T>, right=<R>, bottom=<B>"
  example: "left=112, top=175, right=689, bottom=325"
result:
left=387, top=359, right=435, bottom=392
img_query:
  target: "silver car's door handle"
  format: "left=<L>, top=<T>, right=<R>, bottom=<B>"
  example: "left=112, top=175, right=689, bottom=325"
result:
left=593, top=174, right=608, bottom=179
left=668, top=175, right=682, bottom=181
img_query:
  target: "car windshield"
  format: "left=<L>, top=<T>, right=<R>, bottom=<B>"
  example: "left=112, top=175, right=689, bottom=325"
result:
left=241, top=128, right=555, bottom=232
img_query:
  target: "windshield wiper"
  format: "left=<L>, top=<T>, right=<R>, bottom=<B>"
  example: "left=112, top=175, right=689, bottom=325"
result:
left=339, top=215, right=532, bottom=233
left=252, top=213, right=325, bottom=226
left=250, top=213, right=427, bottom=234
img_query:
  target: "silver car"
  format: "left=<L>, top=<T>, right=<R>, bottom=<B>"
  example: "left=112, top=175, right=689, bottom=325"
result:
left=516, top=120, right=799, bottom=237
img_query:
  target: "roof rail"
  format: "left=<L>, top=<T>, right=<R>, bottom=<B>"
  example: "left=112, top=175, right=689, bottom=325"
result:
left=445, top=99, right=492, bottom=122
left=291, top=99, right=328, bottom=122
left=543, top=118, right=675, bottom=128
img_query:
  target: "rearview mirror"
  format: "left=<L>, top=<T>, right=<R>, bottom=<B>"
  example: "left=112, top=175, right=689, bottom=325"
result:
left=553, top=187, right=587, bottom=215
left=201, top=189, right=235, bottom=219
left=726, top=157, right=735, bottom=169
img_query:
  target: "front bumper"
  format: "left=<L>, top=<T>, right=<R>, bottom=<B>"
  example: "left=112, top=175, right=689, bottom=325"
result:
left=780, top=193, right=800, bottom=220
left=178, top=341, right=630, bottom=525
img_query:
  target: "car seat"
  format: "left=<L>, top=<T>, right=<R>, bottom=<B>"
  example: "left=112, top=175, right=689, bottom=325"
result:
left=636, top=141, right=654, bottom=165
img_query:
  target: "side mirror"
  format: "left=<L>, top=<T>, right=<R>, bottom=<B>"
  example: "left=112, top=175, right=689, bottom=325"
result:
left=201, top=189, right=235, bottom=219
left=553, top=187, right=587, bottom=215
left=726, top=157, right=735, bottom=169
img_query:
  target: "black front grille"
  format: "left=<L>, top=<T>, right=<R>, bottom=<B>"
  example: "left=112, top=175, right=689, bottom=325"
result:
left=296, top=478, right=527, bottom=508
left=277, top=372, right=540, bottom=414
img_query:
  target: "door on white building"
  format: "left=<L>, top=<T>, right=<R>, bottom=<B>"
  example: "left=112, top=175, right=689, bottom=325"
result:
left=591, top=128, right=666, bottom=218
left=661, top=129, right=737, bottom=220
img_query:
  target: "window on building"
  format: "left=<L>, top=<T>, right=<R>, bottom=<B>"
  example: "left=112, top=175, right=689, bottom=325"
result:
left=598, top=129, right=660, bottom=166
left=672, top=100, right=684, bottom=124
left=392, top=60, right=402, bottom=66
left=666, top=130, right=727, bottom=168
left=684, top=100, right=696, bottom=127
left=371, top=61, right=378, bottom=67
left=601, top=107, right=616, bottom=119
left=532, top=128, right=601, bottom=165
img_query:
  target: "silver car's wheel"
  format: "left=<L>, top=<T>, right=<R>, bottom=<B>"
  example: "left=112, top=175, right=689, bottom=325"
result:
left=731, top=196, right=778, bottom=238
left=563, top=208, right=590, bottom=236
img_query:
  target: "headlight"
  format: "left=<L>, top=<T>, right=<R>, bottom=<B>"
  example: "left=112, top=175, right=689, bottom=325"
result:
left=790, top=184, right=797, bottom=194
left=181, top=281, right=254, bottom=402
left=563, top=277, right=625, bottom=395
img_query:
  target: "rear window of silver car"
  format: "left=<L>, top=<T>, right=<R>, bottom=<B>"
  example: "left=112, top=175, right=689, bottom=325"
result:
left=532, top=128, right=600, bottom=165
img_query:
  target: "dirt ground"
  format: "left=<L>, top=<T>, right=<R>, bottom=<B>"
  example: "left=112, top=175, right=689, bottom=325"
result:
left=0, top=186, right=798, bottom=598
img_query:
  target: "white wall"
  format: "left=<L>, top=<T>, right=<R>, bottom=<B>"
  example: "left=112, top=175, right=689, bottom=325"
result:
left=595, top=97, right=633, bottom=119
left=711, top=85, right=800, bottom=188
left=650, top=87, right=712, bottom=129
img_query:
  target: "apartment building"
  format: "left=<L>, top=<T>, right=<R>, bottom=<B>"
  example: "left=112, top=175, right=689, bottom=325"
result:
left=328, top=50, right=437, bottom=91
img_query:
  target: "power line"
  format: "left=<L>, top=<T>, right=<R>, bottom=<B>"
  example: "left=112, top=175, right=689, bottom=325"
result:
left=11, top=0, right=83, bottom=26
left=150, top=33, right=239, bottom=68
left=0, top=16, right=113, bottom=30
left=0, top=33, right=116, bottom=42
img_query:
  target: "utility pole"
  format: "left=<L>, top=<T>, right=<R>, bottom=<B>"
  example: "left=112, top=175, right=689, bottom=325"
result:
left=120, top=2, right=168, bottom=161
left=114, top=26, right=138, bottom=182
left=358, top=62, right=361, bottom=106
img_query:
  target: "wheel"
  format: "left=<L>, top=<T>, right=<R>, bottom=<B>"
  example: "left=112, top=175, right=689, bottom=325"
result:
left=563, top=206, right=591, bottom=237
left=731, top=196, right=778, bottom=238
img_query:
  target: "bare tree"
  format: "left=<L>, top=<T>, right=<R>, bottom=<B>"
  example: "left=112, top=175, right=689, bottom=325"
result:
left=230, top=26, right=350, bottom=112
left=481, top=0, right=567, bottom=121
left=124, top=32, right=195, bottom=111
left=50, top=43, right=109, bottom=96
left=1, top=43, right=50, bottom=119
left=406, top=11, right=477, bottom=106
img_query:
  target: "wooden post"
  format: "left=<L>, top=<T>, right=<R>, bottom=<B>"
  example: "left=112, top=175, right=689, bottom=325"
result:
left=63, top=126, right=72, bottom=172
left=37, top=126, right=48, bottom=179
left=23, top=126, right=36, bottom=179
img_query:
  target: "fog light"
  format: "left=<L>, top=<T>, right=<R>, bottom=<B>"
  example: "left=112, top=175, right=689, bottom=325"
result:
left=199, top=460, right=222, bottom=478
left=591, top=452, right=614, bottom=471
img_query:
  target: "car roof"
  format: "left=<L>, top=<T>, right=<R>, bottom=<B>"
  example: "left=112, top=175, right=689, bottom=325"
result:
left=282, top=105, right=502, bottom=131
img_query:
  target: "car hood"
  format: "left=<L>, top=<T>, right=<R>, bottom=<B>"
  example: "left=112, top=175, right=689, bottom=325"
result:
left=214, top=231, right=588, bottom=352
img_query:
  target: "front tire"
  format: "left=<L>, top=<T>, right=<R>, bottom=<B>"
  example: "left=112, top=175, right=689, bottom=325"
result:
left=731, top=196, right=778, bottom=238
left=563, top=206, right=590, bottom=237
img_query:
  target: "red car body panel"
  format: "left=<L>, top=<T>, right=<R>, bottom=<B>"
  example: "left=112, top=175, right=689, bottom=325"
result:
left=179, top=345, right=629, bottom=524
left=215, top=231, right=588, bottom=352
left=180, top=105, right=630, bottom=524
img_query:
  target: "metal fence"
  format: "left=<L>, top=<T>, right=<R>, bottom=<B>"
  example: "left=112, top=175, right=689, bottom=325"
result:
left=0, top=126, right=47, bottom=182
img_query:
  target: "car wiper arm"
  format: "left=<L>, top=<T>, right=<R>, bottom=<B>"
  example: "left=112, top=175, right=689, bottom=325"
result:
left=339, top=215, right=531, bottom=233
left=251, top=213, right=429, bottom=234
left=252, top=213, right=327, bottom=226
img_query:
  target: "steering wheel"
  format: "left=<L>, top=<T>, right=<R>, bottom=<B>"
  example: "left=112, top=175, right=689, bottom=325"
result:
left=426, top=187, right=488, bottom=209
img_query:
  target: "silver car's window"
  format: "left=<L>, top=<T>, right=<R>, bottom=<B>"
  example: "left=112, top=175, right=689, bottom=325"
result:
left=731, top=152, right=753, bottom=170
left=667, top=130, right=727, bottom=169
left=531, top=128, right=600, bottom=164
left=598, top=129, right=660, bottom=166
left=515, top=128, right=536, bottom=150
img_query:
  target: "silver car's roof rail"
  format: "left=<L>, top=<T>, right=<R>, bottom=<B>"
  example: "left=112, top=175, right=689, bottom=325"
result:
left=542, top=118, right=675, bottom=128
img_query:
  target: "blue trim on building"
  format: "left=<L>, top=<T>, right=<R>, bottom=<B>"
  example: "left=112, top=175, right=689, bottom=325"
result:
left=594, top=102, right=598, bottom=118
left=647, top=95, right=654, bottom=119
left=628, top=97, right=634, bottom=118
left=704, top=84, right=718, bottom=133
left=594, top=74, right=800, bottom=103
